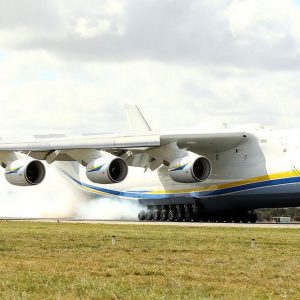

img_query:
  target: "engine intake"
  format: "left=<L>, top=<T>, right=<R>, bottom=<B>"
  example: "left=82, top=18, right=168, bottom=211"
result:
left=5, top=159, right=46, bottom=186
left=86, top=156, right=128, bottom=184
left=169, top=154, right=211, bottom=183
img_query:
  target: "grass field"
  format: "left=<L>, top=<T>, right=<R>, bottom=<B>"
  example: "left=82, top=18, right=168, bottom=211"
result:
left=0, top=222, right=299, bottom=299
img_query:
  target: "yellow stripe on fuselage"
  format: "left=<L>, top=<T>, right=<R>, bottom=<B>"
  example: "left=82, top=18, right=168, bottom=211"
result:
left=80, top=185, right=113, bottom=196
left=145, top=170, right=300, bottom=195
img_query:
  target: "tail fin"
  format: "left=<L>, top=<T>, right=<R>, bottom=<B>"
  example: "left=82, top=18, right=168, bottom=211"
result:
left=125, top=105, right=152, bottom=132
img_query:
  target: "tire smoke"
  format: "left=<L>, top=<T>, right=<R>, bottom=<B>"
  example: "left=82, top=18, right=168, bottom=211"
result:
left=0, top=165, right=141, bottom=220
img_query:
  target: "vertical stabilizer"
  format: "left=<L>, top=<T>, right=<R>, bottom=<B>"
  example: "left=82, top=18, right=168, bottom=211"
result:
left=125, top=105, right=152, bottom=132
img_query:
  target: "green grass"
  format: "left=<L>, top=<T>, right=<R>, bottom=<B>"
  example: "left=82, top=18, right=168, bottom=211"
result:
left=0, top=222, right=299, bottom=299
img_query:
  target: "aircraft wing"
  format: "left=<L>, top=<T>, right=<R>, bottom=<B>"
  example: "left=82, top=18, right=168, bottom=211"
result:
left=0, top=131, right=248, bottom=152
left=161, top=132, right=248, bottom=153
left=0, top=133, right=161, bottom=151
left=0, top=131, right=249, bottom=164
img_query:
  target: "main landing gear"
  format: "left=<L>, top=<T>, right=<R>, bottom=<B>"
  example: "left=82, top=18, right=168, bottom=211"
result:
left=138, top=204, right=257, bottom=223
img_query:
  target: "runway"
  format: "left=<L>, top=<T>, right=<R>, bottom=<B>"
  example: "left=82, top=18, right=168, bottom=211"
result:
left=0, top=217, right=299, bottom=228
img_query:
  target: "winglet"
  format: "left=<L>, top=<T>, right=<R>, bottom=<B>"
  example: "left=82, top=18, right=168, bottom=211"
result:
left=125, top=105, right=152, bottom=132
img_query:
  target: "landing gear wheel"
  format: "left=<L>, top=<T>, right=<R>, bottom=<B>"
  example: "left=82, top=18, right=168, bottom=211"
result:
left=145, top=210, right=153, bottom=220
left=176, top=205, right=183, bottom=222
left=168, top=209, right=176, bottom=221
left=153, top=209, right=160, bottom=221
left=192, top=213, right=200, bottom=222
left=250, top=212, right=257, bottom=223
left=192, top=204, right=199, bottom=221
left=218, top=216, right=225, bottom=223
left=201, top=216, right=208, bottom=222
left=242, top=216, right=249, bottom=223
left=184, top=205, right=192, bottom=222
left=138, top=210, right=146, bottom=221
left=160, top=209, right=168, bottom=221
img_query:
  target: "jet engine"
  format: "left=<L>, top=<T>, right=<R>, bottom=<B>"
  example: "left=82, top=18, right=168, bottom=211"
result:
left=5, top=159, right=46, bottom=186
left=86, top=156, right=128, bottom=184
left=168, top=153, right=211, bottom=183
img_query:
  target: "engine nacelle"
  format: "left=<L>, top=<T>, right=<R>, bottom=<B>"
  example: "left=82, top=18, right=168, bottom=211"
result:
left=5, top=159, right=46, bottom=186
left=86, top=156, right=128, bottom=184
left=168, top=153, right=211, bottom=183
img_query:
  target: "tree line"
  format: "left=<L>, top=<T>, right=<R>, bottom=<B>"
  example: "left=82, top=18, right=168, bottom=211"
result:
left=256, top=207, right=300, bottom=222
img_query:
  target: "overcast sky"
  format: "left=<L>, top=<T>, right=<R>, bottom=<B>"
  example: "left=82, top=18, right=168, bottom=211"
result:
left=1, top=0, right=300, bottom=137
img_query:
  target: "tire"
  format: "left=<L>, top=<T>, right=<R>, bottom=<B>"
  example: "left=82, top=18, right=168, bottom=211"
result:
left=153, top=209, right=160, bottom=221
left=223, top=216, right=231, bottom=223
left=192, top=213, right=200, bottom=222
left=176, top=206, right=183, bottom=222
left=138, top=210, right=146, bottom=221
left=184, top=207, right=192, bottom=222
left=201, top=216, right=208, bottom=222
left=250, top=212, right=257, bottom=223
left=168, top=209, right=176, bottom=221
left=145, top=210, right=153, bottom=220
left=160, top=209, right=168, bottom=221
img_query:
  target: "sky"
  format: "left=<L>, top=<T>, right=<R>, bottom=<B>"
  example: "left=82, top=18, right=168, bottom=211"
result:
left=1, top=0, right=300, bottom=138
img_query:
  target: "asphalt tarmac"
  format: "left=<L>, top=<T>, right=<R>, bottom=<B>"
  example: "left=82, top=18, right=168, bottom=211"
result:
left=0, top=218, right=299, bottom=228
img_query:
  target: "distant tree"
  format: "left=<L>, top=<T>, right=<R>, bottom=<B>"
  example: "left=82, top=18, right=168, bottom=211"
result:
left=294, top=210, right=300, bottom=221
left=256, top=207, right=300, bottom=222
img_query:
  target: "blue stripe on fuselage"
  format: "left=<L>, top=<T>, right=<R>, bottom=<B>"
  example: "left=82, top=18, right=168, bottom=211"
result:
left=60, top=169, right=300, bottom=199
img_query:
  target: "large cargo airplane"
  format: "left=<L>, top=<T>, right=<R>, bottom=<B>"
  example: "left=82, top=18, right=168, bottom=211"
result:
left=1, top=105, right=300, bottom=223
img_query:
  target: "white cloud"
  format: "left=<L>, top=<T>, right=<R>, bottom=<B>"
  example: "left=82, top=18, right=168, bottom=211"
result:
left=75, top=18, right=112, bottom=37
left=225, top=0, right=300, bottom=65
left=1, top=0, right=300, bottom=69
left=226, top=0, right=300, bottom=39
left=0, top=50, right=299, bottom=138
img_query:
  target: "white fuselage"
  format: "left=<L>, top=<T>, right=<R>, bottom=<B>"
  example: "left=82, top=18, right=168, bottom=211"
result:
left=63, top=127, right=300, bottom=211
